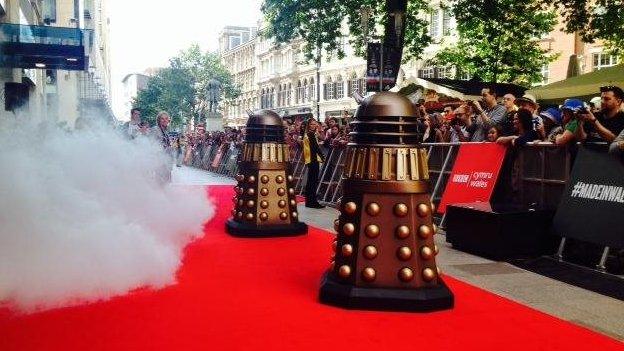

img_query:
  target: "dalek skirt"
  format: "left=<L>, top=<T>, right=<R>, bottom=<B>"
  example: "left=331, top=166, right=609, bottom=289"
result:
left=319, top=92, right=454, bottom=311
left=226, top=110, right=308, bottom=237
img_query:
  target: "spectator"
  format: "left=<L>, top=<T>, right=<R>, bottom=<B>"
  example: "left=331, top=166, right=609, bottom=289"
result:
left=449, top=108, right=470, bottom=142
left=500, top=93, right=518, bottom=135
left=539, top=107, right=562, bottom=142
left=150, top=111, right=174, bottom=183
left=300, top=119, right=325, bottom=209
left=323, top=125, right=341, bottom=148
left=496, top=108, right=540, bottom=147
left=551, top=100, right=582, bottom=146
left=465, top=102, right=493, bottom=142
left=578, top=85, right=624, bottom=143
left=486, top=125, right=502, bottom=142
left=609, top=128, right=624, bottom=157
left=125, top=108, right=142, bottom=139
left=472, top=87, right=506, bottom=125
left=515, top=94, right=539, bottom=115
left=515, top=93, right=545, bottom=139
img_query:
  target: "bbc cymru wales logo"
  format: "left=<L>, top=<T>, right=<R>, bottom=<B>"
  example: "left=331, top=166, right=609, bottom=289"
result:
left=452, top=174, right=470, bottom=183
left=570, top=181, right=624, bottom=203
left=451, top=172, right=493, bottom=188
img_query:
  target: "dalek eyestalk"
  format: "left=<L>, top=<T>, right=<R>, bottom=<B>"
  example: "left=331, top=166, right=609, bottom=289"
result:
left=225, top=110, right=308, bottom=237
left=319, top=92, right=454, bottom=311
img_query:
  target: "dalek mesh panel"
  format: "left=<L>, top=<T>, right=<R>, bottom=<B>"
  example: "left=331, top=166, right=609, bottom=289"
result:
left=319, top=92, right=453, bottom=311
left=225, top=110, right=308, bottom=237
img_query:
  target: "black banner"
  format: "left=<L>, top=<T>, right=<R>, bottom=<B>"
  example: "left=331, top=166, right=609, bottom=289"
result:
left=366, top=43, right=382, bottom=92
left=553, top=147, right=624, bottom=248
left=366, top=43, right=400, bottom=92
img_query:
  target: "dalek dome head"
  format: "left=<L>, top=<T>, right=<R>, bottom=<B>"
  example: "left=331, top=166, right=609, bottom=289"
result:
left=245, top=109, right=285, bottom=143
left=351, top=92, right=424, bottom=146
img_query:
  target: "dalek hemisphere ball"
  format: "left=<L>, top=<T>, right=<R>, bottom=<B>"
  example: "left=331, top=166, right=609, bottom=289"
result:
left=319, top=92, right=454, bottom=311
left=225, top=110, right=308, bottom=237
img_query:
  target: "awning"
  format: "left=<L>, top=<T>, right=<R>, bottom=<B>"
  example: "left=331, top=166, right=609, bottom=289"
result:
left=527, top=64, right=624, bottom=104
left=0, top=23, right=88, bottom=71
left=399, top=77, right=527, bottom=100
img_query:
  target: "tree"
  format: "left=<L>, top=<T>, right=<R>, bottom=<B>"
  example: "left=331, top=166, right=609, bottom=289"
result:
left=435, top=0, right=557, bottom=86
left=547, top=0, right=624, bottom=56
left=261, top=0, right=432, bottom=62
left=133, top=44, right=240, bottom=129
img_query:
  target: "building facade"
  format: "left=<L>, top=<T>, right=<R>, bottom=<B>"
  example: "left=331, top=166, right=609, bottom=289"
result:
left=121, top=72, right=149, bottom=119
left=0, top=0, right=113, bottom=127
left=220, top=7, right=620, bottom=127
left=219, top=26, right=258, bottom=127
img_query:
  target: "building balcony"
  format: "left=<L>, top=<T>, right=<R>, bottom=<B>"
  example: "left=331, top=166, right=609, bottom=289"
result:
left=0, top=23, right=89, bottom=71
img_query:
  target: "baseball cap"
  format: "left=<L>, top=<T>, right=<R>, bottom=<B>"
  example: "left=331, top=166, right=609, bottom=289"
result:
left=540, top=108, right=562, bottom=125
left=561, top=99, right=585, bottom=112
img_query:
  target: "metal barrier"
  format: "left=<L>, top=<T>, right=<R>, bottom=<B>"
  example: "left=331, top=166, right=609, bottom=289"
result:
left=191, top=142, right=572, bottom=214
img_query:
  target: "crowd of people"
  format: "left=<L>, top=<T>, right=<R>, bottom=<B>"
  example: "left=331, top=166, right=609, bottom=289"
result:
left=414, top=86, right=624, bottom=151
left=122, top=84, right=624, bottom=176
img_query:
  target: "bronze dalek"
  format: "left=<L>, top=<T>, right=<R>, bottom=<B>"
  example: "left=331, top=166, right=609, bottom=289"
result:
left=226, top=110, right=308, bottom=237
left=319, top=92, right=453, bottom=311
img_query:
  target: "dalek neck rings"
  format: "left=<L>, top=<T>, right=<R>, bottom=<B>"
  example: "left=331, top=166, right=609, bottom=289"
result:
left=226, top=109, right=308, bottom=237
left=319, top=92, right=454, bottom=311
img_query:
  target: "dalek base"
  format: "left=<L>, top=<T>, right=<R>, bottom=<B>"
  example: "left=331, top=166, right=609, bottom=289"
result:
left=225, top=219, right=308, bottom=237
left=319, top=271, right=454, bottom=312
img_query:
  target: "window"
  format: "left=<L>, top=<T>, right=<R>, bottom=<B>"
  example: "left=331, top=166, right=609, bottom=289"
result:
left=436, top=66, right=454, bottom=79
left=287, top=84, right=292, bottom=106
left=442, top=9, right=451, bottom=36
left=419, top=67, right=435, bottom=79
left=42, top=0, right=57, bottom=24
left=324, top=77, right=334, bottom=101
left=593, top=52, right=620, bottom=71
left=429, top=9, right=440, bottom=38
left=309, top=78, right=315, bottom=101
left=296, top=81, right=302, bottom=104
left=229, top=36, right=241, bottom=49
left=335, top=76, right=344, bottom=99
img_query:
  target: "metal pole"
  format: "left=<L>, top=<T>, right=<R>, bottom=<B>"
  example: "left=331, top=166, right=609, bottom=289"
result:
left=316, top=44, right=321, bottom=121
left=431, top=145, right=455, bottom=201
left=596, top=247, right=610, bottom=272
left=379, top=44, right=384, bottom=92
left=555, top=237, right=566, bottom=262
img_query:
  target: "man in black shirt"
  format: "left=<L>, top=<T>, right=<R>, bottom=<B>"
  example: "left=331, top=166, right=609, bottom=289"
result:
left=578, top=86, right=624, bottom=143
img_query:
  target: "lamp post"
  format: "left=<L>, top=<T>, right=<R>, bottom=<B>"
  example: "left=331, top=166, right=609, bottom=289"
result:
left=315, top=44, right=321, bottom=122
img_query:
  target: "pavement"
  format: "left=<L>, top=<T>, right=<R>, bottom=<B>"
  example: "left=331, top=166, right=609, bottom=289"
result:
left=178, top=166, right=624, bottom=341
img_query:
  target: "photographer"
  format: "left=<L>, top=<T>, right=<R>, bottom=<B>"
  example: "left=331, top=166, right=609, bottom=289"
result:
left=577, top=86, right=624, bottom=143
left=449, top=106, right=471, bottom=142
left=472, top=87, right=506, bottom=125
left=465, top=102, right=493, bottom=142
left=551, top=100, right=583, bottom=146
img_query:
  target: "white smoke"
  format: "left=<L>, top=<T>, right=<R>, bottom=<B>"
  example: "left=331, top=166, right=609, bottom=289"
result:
left=0, top=116, right=213, bottom=312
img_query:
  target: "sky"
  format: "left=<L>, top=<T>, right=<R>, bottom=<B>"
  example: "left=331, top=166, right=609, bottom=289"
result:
left=108, top=0, right=262, bottom=120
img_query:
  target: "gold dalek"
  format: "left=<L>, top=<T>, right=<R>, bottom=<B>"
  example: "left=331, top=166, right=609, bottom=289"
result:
left=319, top=92, right=454, bottom=311
left=226, top=110, right=308, bottom=237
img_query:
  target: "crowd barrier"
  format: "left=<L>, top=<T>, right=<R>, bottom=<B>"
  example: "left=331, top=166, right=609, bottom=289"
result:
left=190, top=142, right=572, bottom=221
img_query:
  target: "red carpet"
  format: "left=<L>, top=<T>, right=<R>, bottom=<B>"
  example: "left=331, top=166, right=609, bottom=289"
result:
left=0, top=186, right=621, bottom=350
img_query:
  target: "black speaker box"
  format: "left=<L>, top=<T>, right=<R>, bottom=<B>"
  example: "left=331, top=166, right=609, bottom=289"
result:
left=445, top=202, right=557, bottom=260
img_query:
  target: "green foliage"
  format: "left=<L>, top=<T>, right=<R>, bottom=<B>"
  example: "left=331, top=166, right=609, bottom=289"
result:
left=261, top=0, right=432, bottom=62
left=548, top=0, right=624, bottom=56
left=435, top=0, right=557, bottom=86
left=133, top=44, right=240, bottom=129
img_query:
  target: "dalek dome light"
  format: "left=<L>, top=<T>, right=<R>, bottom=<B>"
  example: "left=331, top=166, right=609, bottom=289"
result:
left=245, top=109, right=284, bottom=143
left=350, top=92, right=424, bottom=146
